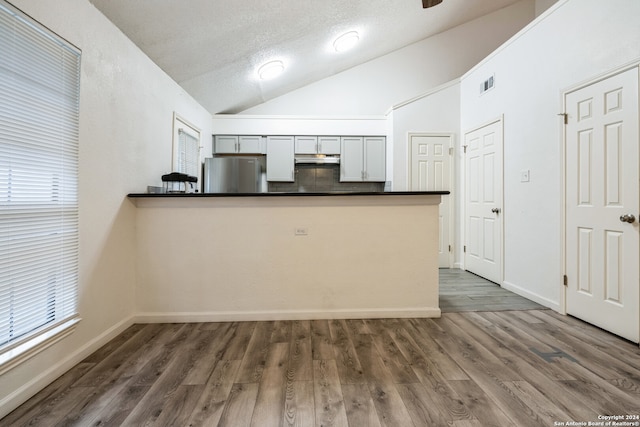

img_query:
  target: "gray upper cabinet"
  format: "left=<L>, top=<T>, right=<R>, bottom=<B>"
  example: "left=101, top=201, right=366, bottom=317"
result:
left=317, top=136, right=341, bottom=154
left=213, top=135, right=238, bottom=154
left=238, top=135, right=264, bottom=153
left=363, top=137, right=386, bottom=181
left=214, top=133, right=384, bottom=183
left=266, top=136, right=295, bottom=182
left=213, top=135, right=265, bottom=154
left=340, top=136, right=386, bottom=182
left=294, top=136, right=318, bottom=154
left=340, top=137, right=364, bottom=181
left=294, top=136, right=340, bottom=155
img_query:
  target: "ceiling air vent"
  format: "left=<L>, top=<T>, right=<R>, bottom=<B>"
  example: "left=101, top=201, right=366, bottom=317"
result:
left=480, top=75, right=495, bottom=94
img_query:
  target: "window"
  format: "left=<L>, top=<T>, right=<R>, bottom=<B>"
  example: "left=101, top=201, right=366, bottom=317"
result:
left=172, top=113, right=201, bottom=179
left=0, top=0, right=81, bottom=372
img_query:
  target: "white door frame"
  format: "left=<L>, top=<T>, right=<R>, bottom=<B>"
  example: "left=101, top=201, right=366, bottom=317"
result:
left=407, top=132, right=455, bottom=268
left=462, top=116, right=505, bottom=284
left=561, top=61, right=640, bottom=330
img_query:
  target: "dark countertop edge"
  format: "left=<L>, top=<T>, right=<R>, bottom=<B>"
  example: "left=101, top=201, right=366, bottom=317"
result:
left=127, top=191, right=450, bottom=198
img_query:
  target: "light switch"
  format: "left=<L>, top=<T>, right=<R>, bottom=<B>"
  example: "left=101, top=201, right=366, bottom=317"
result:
left=521, top=169, right=530, bottom=183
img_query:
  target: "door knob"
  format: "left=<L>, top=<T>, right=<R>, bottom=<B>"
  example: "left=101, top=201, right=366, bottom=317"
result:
left=491, top=208, right=501, bottom=214
left=620, top=214, right=636, bottom=223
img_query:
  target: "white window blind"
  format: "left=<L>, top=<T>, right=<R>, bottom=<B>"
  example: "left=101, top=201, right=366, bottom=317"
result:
left=177, top=128, right=200, bottom=178
left=0, top=0, right=80, bottom=360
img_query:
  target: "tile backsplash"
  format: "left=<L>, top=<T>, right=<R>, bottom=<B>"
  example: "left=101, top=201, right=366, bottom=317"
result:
left=268, top=164, right=384, bottom=193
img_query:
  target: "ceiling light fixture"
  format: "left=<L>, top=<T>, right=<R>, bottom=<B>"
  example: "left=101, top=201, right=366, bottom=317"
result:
left=257, top=60, right=285, bottom=80
left=333, top=31, right=360, bottom=52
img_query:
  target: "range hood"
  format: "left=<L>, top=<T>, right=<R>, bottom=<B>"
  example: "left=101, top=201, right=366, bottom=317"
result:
left=294, top=154, right=340, bottom=164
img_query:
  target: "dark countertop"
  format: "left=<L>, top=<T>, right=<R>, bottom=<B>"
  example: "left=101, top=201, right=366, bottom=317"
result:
left=128, top=191, right=449, bottom=198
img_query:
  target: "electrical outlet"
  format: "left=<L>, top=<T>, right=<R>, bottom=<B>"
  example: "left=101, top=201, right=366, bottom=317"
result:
left=294, top=227, right=308, bottom=236
left=521, top=169, right=530, bottom=182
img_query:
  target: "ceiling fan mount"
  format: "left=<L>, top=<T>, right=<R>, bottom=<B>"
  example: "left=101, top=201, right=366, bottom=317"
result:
left=422, top=0, right=443, bottom=8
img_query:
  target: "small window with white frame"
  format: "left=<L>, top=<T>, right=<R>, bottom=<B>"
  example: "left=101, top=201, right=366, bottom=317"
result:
left=172, top=113, right=201, bottom=181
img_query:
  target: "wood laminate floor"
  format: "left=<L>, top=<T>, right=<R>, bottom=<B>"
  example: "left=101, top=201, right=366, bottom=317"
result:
left=439, top=269, right=546, bottom=313
left=2, top=273, right=639, bottom=426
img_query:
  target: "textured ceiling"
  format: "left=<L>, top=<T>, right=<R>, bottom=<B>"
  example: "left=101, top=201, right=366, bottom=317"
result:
left=89, top=0, right=524, bottom=114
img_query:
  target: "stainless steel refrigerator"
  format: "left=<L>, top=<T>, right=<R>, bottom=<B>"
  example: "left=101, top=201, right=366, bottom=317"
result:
left=203, top=157, right=265, bottom=193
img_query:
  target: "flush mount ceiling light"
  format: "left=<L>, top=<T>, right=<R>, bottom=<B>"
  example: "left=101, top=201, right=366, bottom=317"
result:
left=333, top=31, right=360, bottom=52
left=257, top=60, right=285, bottom=80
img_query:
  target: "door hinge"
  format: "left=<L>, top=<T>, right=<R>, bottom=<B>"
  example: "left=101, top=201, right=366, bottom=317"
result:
left=558, top=113, right=568, bottom=125
left=563, top=274, right=568, bottom=287
left=448, top=245, right=452, bottom=252
left=449, top=147, right=454, bottom=156
left=463, top=145, right=468, bottom=154
left=463, top=245, right=466, bottom=253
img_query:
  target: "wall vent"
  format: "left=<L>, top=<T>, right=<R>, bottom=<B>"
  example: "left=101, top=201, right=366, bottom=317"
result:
left=480, top=75, right=495, bottom=94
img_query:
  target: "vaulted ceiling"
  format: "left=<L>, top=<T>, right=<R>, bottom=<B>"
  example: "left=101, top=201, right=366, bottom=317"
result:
left=89, top=0, right=524, bottom=114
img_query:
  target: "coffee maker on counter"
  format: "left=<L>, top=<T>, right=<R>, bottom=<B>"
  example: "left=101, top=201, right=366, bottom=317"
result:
left=161, top=172, right=198, bottom=193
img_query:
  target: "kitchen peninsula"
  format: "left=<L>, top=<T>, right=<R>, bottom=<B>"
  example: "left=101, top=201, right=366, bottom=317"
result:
left=128, top=191, right=447, bottom=322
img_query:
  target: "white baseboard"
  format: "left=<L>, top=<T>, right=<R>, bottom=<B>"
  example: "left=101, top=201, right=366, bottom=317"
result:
left=501, top=280, right=560, bottom=312
left=0, top=315, right=136, bottom=420
left=134, top=307, right=442, bottom=323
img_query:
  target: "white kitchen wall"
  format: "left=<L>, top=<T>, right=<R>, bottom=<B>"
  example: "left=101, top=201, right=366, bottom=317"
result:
left=459, top=0, right=640, bottom=309
left=242, top=0, right=535, bottom=116
left=388, top=80, right=460, bottom=191
left=387, top=80, right=462, bottom=265
left=211, top=115, right=388, bottom=138
left=0, top=0, right=212, bottom=417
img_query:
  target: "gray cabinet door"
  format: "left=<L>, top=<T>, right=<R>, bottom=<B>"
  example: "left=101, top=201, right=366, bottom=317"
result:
left=267, top=136, right=295, bottom=182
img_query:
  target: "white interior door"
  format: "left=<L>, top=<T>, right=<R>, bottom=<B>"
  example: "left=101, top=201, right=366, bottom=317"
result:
left=565, top=67, right=639, bottom=343
left=464, top=119, right=503, bottom=284
left=410, top=134, right=452, bottom=268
